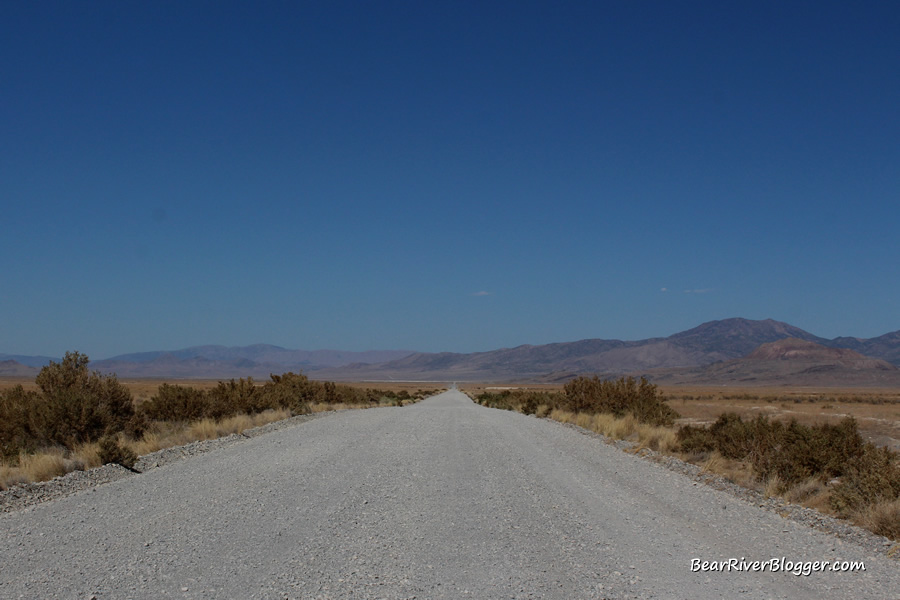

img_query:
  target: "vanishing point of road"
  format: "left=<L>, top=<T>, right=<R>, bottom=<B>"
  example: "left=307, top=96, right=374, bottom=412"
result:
left=2, top=390, right=898, bottom=599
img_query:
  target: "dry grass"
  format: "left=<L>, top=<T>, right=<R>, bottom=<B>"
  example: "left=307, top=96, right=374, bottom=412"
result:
left=309, top=402, right=368, bottom=412
left=696, top=451, right=758, bottom=488
left=161, top=408, right=293, bottom=447
left=0, top=408, right=294, bottom=490
left=1, top=373, right=431, bottom=490
left=781, top=477, right=833, bottom=514
left=764, top=475, right=783, bottom=499
left=0, top=448, right=87, bottom=489
left=853, top=498, right=900, bottom=540
left=16, top=450, right=71, bottom=482
left=1, top=394, right=411, bottom=490
left=460, top=383, right=900, bottom=450
left=547, top=409, right=677, bottom=453
left=664, top=385, right=900, bottom=451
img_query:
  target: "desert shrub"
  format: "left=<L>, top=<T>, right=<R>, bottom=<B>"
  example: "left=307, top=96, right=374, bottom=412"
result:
left=139, top=373, right=416, bottom=424
left=678, top=414, right=871, bottom=489
left=474, top=390, right=515, bottom=411
left=97, top=436, right=137, bottom=469
left=473, top=377, right=677, bottom=426
left=258, top=372, right=314, bottom=413
left=563, top=376, right=678, bottom=426
left=0, top=352, right=137, bottom=453
left=139, top=373, right=417, bottom=424
left=36, top=352, right=136, bottom=447
left=474, top=390, right=562, bottom=413
left=204, top=377, right=268, bottom=419
left=140, top=383, right=210, bottom=422
left=830, top=444, right=900, bottom=515
left=520, top=392, right=539, bottom=415
left=0, top=385, right=47, bottom=458
left=675, top=422, right=717, bottom=455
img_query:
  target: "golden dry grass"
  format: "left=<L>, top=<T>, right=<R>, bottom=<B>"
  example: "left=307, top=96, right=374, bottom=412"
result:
left=0, top=376, right=431, bottom=490
left=546, top=409, right=677, bottom=453
left=665, top=385, right=900, bottom=451
left=457, top=382, right=900, bottom=450
left=853, top=498, right=900, bottom=540
left=0, top=408, right=294, bottom=490
left=16, top=450, right=70, bottom=482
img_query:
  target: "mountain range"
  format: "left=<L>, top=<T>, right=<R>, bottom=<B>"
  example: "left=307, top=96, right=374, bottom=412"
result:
left=0, top=346, right=414, bottom=379
left=646, top=337, right=900, bottom=386
left=313, top=318, right=900, bottom=384
left=2, top=318, right=900, bottom=385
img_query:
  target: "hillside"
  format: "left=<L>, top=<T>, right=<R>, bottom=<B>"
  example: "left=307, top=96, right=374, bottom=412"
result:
left=0, top=360, right=39, bottom=377
left=318, top=318, right=900, bottom=382
left=87, top=346, right=415, bottom=378
left=647, top=338, right=900, bottom=386
left=4, top=318, right=899, bottom=383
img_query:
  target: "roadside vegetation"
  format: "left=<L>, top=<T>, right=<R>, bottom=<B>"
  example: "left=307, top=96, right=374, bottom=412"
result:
left=471, top=377, right=900, bottom=541
left=1, top=351, right=439, bottom=489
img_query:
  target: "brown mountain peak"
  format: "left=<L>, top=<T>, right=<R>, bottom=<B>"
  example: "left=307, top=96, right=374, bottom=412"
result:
left=746, top=338, right=865, bottom=361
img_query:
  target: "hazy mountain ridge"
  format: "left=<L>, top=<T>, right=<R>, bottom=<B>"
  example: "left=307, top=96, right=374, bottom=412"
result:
left=0, top=360, right=39, bottom=377
left=316, top=318, right=900, bottom=382
left=649, top=338, right=900, bottom=386
left=828, top=331, right=900, bottom=365
left=3, top=319, right=900, bottom=383
left=99, top=345, right=414, bottom=369
left=88, top=346, right=416, bottom=378
left=0, top=353, right=60, bottom=368
left=0, top=347, right=416, bottom=379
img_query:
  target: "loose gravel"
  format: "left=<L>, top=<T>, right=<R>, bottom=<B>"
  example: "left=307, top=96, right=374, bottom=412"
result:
left=554, top=422, right=899, bottom=559
left=1, top=413, right=326, bottom=514
left=1, top=391, right=898, bottom=599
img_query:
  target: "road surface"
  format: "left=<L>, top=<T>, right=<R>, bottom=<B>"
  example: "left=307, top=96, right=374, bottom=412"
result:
left=2, top=390, right=898, bottom=599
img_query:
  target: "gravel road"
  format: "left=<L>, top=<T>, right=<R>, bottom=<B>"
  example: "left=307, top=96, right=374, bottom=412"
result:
left=2, top=390, right=898, bottom=599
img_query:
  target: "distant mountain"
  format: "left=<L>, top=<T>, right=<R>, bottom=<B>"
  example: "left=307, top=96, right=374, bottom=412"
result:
left=90, top=354, right=284, bottom=379
left=4, top=319, right=900, bottom=383
left=317, top=318, right=900, bottom=382
left=1, top=346, right=415, bottom=380
left=0, top=360, right=39, bottom=377
left=828, top=331, right=900, bottom=366
left=667, top=318, right=826, bottom=358
left=0, top=353, right=58, bottom=368
left=88, top=345, right=415, bottom=378
left=648, top=338, right=900, bottom=386
left=100, top=344, right=413, bottom=368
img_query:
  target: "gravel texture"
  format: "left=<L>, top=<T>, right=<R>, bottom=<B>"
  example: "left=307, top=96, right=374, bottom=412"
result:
left=1, top=391, right=898, bottom=599
left=0, top=414, right=326, bottom=514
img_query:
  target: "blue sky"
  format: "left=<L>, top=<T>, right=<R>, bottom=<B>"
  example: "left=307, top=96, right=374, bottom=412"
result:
left=2, top=1, right=899, bottom=358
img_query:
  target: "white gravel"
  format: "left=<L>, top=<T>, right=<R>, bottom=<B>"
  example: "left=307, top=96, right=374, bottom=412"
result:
left=1, top=390, right=898, bottom=599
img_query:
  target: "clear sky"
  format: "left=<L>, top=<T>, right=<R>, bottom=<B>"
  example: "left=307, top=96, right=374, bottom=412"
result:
left=2, top=1, right=899, bottom=359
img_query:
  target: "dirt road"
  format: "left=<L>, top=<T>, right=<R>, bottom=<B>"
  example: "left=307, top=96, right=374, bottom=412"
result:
left=2, top=390, right=897, bottom=598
